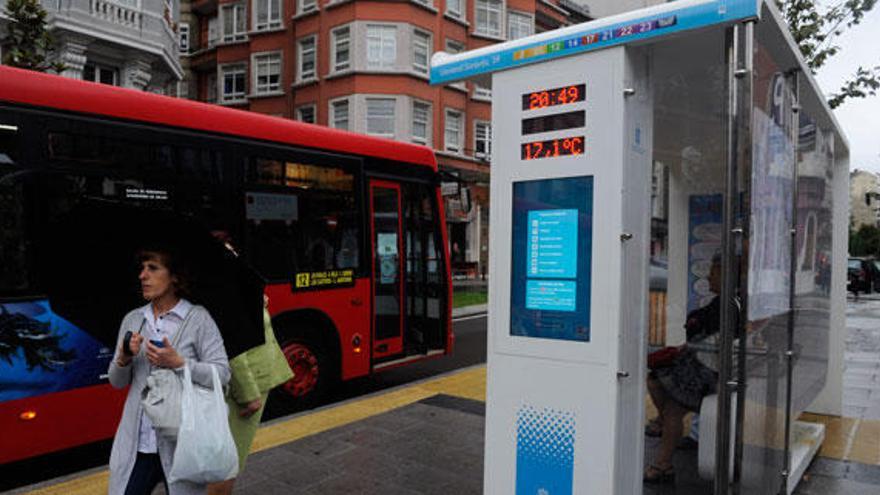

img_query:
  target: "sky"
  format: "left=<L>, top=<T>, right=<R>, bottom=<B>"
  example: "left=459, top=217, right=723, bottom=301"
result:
left=812, top=5, right=880, bottom=173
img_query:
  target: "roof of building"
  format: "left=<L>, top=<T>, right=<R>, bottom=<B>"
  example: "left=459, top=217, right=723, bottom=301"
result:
left=0, top=66, right=438, bottom=170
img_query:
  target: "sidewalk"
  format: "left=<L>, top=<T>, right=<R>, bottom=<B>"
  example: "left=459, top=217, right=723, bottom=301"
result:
left=12, top=299, right=880, bottom=495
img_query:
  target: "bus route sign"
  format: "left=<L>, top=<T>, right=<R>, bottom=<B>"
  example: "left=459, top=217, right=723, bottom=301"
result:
left=294, top=269, right=355, bottom=289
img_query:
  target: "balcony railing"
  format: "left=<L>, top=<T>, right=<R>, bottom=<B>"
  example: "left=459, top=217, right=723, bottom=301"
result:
left=89, top=0, right=142, bottom=29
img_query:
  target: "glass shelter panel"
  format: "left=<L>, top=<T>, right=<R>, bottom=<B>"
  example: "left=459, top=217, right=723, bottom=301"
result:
left=646, top=29, right=732, bottom=494
left=736, top=21, right=797, bottom=493
left=790, top=109, right=833, bottom=414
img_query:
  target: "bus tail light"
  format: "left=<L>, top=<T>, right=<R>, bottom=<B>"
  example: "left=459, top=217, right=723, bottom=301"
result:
left=19, top=410, right=37, bottom=421
left=352, top=334, right=362, bottom=353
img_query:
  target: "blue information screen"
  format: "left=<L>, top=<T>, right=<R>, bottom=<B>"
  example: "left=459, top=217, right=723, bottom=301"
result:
left=510, top=177, right=592, bottom=342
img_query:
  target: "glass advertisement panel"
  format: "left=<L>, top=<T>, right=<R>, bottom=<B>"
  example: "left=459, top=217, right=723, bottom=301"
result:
left=510, top=176, right=593, bottom=342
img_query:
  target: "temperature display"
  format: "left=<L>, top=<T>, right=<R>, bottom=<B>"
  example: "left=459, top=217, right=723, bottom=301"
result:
left=521, top=136, right=584, bottom=160
left=522, top=84, right=585, bottom=110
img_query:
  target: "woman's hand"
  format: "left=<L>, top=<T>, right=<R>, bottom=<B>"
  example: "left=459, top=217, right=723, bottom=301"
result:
left=116, top=333, right=143, bottom=366
left=146, top=337, right=185, bottom=369
left=239, top=398, right=263, bottom=418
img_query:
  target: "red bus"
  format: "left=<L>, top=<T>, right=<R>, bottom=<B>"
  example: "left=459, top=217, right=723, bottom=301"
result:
left=0, top=66, right=453, bottom=464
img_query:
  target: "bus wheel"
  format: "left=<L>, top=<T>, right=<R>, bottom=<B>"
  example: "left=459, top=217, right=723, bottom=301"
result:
left=281, top=341, right=323, bottom=399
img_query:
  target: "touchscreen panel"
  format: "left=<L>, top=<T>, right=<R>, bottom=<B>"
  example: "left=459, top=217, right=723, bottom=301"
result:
left=510, top=176, right=593, bottom=342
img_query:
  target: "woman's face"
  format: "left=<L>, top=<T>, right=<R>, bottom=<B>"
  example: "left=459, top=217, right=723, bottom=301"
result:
left=139, top=255, right=176, bottom=302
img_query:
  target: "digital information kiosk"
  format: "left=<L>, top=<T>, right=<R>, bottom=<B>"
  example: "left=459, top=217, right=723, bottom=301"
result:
left=431, top=1, right=849, bottom=494
left=471, top=40, right=655, bottom=495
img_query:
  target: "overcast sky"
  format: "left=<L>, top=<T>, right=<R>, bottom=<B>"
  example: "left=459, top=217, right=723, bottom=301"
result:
left=812, top=5, right=880, bottom=173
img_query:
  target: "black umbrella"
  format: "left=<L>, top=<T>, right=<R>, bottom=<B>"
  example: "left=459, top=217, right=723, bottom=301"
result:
left=40, top=201, right=265, bottom=358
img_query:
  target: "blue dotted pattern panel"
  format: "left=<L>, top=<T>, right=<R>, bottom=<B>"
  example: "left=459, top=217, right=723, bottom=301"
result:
left=515, top=405, right=576, bottom=495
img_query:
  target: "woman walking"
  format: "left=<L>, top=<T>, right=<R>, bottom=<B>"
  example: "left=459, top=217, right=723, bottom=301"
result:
left=108, top=245, right=230, bottom=495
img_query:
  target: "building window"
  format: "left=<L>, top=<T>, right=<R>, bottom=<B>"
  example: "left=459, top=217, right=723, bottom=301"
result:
left=507, top=11, right=532, bottom=40
left=83, top=63, right=118, bottom=85
left=412, top=100, right=431, bottom=145
left=220, top=64, right=247, bottom=103
left=473, top=83, right=492, bottom=100
left=412, top=29, right=431, bottom=75
left=474, top=120, right=491, bottom=159
left=179, top=24, right=190, bottom=52
left=475, top=0, right=503, bottom=38
left=445, top=38, right=463, bottom=55
left=298, top=35, right=317, bottom=81
left=331, top=99, right=350, bottom=130
left=366, top=98, right=396, bottom=138
left=297, top=105, right=316, bottom=123
left=446, top=0, right=462, bottom=18
left=332, top=26, right=350, bottom=72
left=298, top=0, right=317, bottom=15
left=208, top=17, right=219, bottom=47
left=221, top=3, right=247, bottom=43
left=254, top=0, right=281, bottom=31
left=445, top=39, right=466, bottom=90
left=253, top=52, right=281, bottom=94
left=367, top=25, right=396, bottom=69
left=206, top=72, right=217, bottom=102
left=445, top=109, right=462, bottom=153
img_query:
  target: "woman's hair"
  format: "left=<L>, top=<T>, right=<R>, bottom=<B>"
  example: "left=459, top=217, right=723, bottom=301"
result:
left=136, top=245, right=193, bottom=299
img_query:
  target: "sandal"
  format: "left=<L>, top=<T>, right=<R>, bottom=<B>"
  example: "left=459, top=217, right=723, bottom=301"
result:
left=645, top=418, right=663, bottom=437
left=644, top=464, right=675, bottom=484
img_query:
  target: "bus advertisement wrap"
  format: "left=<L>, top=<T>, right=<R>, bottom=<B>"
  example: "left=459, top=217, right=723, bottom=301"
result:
left=0, top=300, right=113, bottom=402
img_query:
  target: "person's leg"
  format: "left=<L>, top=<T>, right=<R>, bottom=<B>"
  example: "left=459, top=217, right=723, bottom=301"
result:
left=646, top=375, right=666, bottom=435
left=645, top=398, right=686, bottom=482
left=656, top=399, right=686, bottom=469
left=124, top=453, right=165, bottom=495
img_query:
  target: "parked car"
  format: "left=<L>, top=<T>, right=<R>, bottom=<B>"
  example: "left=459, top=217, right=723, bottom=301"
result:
left=848, top=257, right=878, bottom=293
left=874, top=260, right=880, bottom=292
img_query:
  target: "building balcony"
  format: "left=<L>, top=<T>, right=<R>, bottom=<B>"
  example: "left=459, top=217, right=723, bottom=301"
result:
left=46, top=0, right=183, bottom=84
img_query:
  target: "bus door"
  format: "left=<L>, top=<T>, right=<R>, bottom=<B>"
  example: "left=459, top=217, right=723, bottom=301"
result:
left=370, top=180, right=404, bottom=358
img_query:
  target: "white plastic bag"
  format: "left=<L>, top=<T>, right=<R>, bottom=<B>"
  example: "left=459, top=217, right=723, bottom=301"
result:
left=168, top=364, right=238, bottom=484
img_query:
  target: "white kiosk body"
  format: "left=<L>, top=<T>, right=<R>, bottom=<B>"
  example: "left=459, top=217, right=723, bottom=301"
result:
left=482, top=47, right=653, bottom=494
left=431, top=1, right=849, bottom=494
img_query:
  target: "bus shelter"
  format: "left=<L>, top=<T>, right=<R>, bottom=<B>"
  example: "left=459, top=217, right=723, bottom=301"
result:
left=430, top=1, right=848, bottom=493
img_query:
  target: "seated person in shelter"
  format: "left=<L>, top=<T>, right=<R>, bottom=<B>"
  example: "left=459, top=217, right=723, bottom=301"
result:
left=644, top=254, right=722, bottom=484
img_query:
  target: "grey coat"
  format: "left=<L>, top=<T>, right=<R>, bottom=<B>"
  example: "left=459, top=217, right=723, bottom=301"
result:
left=107, top=304, right=230, bottom=495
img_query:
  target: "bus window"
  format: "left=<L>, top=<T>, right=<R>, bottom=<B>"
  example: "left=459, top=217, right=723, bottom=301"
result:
left=48, top=131, right=152, bottom=173
left=175, top=148, right=229, bottom=217
left=0, top=127, right=31, bottom=296
left=245, top=157, right=361, bottom=283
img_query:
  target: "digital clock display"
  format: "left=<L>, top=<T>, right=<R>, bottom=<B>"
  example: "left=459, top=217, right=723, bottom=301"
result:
left=521, top=136, right=584, bottom=160
left=522, top=110, right=585, bottom=135
left=522, top=84, right=586, bottom=110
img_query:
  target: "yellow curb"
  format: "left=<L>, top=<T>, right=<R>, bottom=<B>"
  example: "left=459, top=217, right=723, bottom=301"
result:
left=22, top=365, right=487, bottom=495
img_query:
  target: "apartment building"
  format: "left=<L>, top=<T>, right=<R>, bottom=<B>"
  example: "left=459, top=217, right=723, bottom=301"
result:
left=0, top=0, right=182, bottom=92
left=178, top=0, right=590, bottom=278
